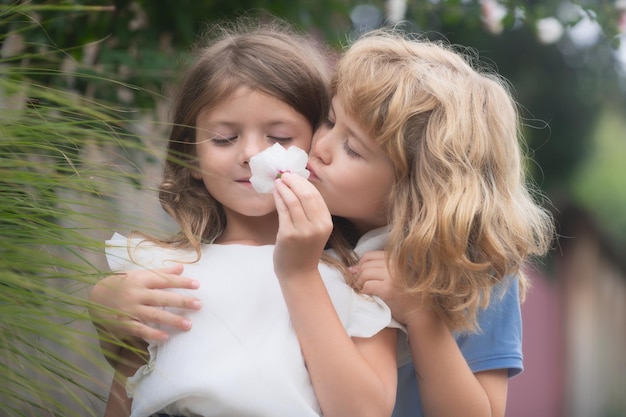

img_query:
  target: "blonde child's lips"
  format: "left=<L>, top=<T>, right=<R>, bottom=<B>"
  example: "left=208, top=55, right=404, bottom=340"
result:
left=306, top=163, right=319, bottom=180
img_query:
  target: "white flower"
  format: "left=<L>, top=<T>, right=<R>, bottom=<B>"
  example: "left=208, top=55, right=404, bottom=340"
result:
left=249, top=143, right=310, bottom=193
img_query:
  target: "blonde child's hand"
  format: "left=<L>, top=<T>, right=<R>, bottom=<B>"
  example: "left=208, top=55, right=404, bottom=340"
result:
left=353, top=250, right=427, bottom=325
left=88, top=264, right=201, bottom=342
left=272, top=172, right=332, bottom=280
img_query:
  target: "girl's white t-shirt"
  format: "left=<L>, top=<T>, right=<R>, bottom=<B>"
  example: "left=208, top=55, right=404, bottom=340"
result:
left=105, top=227, right=399, bottom=417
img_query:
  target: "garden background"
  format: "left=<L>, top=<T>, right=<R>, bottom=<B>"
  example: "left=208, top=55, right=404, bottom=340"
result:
left=2, top=1, right=625, bottom=416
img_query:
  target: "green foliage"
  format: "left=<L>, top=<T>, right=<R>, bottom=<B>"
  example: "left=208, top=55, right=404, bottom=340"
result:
left=0, top=0, right=357, bottom=108
left=570, top=109, right=626, bottom=249
left=1, top=4, right=156, bottom=415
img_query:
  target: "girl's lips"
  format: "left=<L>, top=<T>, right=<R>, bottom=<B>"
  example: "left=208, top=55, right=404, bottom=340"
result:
left=236, top=178, right=252, bottom=185
left=306, top=163, right=319, bottom=180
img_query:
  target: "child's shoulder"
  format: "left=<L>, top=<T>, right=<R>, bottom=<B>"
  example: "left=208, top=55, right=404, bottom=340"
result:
left=105, top=232, right=196, bottom=271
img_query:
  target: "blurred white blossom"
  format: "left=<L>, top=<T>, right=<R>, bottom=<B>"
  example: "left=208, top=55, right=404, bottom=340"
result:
left=558, top=2, right=602, bottom=48
left=537, top=17, right=564, bottom=44
left=385, top=0, right=407, bottom=24
left=481, top=0, right=507, bottom=34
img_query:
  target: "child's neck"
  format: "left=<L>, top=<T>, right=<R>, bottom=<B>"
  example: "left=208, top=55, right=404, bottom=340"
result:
left=216, top=212, right=279, bottom=246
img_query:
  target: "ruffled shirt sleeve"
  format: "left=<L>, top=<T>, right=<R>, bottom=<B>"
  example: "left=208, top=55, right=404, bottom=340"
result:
left=353, top=227, right=411, bottom=366
left=322, top=227, right=411, bottom=365
left=319, top=266, right=394, bottom=338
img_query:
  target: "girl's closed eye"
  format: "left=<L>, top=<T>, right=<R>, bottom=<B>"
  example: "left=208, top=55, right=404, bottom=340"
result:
left=343, top=140, right=361, bottom=159
left=269, top=136, right=292, bottom=145
left=211, top=135, right=237, bottom=146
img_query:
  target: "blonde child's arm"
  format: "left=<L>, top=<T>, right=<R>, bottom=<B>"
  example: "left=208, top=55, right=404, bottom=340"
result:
left=403, top=310, right=507, bottom=417
left=102, top=347, right=144, bottom=417
left=88, top=265, right=202, bottom=366
left=356, top=250, right=509, bottom=417
left=273, top=173, right=398, bottom=417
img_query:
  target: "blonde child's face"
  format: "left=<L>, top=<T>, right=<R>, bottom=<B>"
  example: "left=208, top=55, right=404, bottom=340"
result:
left=308, top=96, right=395, bottom=234
left=193, top=86, right=313, bottom=219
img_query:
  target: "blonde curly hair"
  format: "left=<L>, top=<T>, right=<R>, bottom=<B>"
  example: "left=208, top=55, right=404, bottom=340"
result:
left=332, top=29, right=554, bottom=331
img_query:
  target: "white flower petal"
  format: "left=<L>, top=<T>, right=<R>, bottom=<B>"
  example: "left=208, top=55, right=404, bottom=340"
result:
left=284, top=146, right=310, bottom=177
left=249, top=175, right=276, bottom=194
left=249, top=143, right=310, bottom=193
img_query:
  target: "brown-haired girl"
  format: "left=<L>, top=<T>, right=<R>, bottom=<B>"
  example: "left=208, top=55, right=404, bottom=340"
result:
left=91, top=19, right=398, bottom=417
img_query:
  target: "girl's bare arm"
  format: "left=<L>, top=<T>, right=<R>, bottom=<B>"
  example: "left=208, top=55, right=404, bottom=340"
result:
left=273, top=173, right=398, bottom=417
left=102, top=347, right=145, bottom=417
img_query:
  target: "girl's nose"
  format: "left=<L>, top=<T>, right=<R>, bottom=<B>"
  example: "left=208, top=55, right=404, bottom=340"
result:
left=240, top=136, right=266, bottom=165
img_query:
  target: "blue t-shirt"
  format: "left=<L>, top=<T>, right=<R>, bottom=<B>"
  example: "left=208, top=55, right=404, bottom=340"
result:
left=392, top=276, right=523, bottom=417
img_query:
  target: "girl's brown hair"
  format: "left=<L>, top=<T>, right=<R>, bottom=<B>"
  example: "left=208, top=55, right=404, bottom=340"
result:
left=151, top=17, right=331, bottom=254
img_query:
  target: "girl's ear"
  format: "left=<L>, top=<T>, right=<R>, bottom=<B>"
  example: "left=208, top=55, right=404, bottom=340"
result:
left=188, top=139, right=202, bottom=180
left=190, top=165, right=202, bottom=180
left=189, top=167, right=202, bottom=180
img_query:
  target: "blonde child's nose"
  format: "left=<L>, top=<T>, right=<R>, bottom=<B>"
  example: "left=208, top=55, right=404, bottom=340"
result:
left=311, top=131, right=332, bottom=164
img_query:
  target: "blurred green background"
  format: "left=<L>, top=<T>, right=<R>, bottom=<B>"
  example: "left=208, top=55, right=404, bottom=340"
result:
left=1, top=1, right=625, bottom=416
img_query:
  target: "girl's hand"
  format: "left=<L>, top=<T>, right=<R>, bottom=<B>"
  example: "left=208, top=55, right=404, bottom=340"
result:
left=272, top=176, right=397, bottom=417
left=272, top=173, right=332, bottom=281
left=353, top=250, right=427, bottom=325
left=88, top=264, right=202, bottom=342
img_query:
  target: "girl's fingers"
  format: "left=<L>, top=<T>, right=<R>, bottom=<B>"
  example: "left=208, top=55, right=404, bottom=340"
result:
left=272, top=174, right=331, bottom=279
left=274, top=178, right=306, bottom=227
left=273, top=180, right=295, bottom=227
left=143, top=291, right=202, bottom=310
left=91, top=266, right=201, bottom=341
left=358, top=250, right=386, bottom=265
left=357, top=265, right=387, bottom=281
left=139, top=265, right=200, bottom=290
left=360, top=279, right=389, bottom=298
left=115, top=319, right=170, bottom=342
left=280, top=173, right=329, bottom=217
left=275, top=174, right=332, bottom=237
left=108, top=304, right=194, bottom=341
left=135, top=305, right=193, bottom=331
left=113, top=267, right=201, bottom=308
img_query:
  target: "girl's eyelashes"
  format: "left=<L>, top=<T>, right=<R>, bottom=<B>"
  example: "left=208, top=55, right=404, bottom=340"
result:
left=209, top=135, right=292, bottom=145
left=342, top=140, right=361, bottom=159
left=269, top=136, right=292, bottom=144
left=321, top=113, right=360, bottom=158
left=211, top=136, right=237, bottom=145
